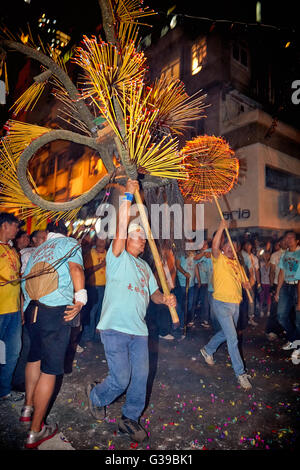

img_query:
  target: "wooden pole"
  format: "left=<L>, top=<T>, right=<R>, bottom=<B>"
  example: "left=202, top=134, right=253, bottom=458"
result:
left=134, top=189, right=180, bottom=326
left=213, top=194, right=253, bottom=303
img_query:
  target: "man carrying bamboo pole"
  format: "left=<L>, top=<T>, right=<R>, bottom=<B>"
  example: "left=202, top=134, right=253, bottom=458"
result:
left=199, top=219, right=253, bottom=391
left=86, top=179, right=176, bottom=443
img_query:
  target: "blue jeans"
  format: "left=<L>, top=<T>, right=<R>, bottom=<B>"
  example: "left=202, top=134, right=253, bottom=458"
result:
left=0, top=311, right=22, bottom=397
left=196, top=285, right=210, bottom=322
left=277, top=284, right=298, bottom=342
left=208, top=292, right=221, bottom=333
left=174, top=285, right=195, bottom=328
left=90, top=329, right=149, bottom=422
left=205, top=299, right=245, bottom=377
left=81, top=285, right=105, bottom=343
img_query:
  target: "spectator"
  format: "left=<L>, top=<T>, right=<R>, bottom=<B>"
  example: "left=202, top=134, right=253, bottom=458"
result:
left=265, top=237, right=286, bottom=341
left=194, top=240, right=212, bottom=329
left=150, top=242, right=177, bottom=341
left=0, top=212, right=23, bottom=402
left=12, top=229, right=47, bottom=392
left=13, top=230, right=30, bottom=253
left=174, top=247, right=197, bottom=335
left=275, top=231, right=300, bottom=351
left=21, top=220, right=86, bottom=449
left=20, top=230, right=47, bottom=274
left=259, top=251, right=272, bottom=317
left=241, top=241, right=261, bottom=326
left=80, top=237, right=107, bottom=348
left=85, top=179, right=176, bottom=443
left=200, top=220, right=252, bottom=391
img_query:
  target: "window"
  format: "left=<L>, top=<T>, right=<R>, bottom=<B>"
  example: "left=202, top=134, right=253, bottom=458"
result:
left=191, top=37, right=207, bottom=75
left=161, top=58, right=180, bottom=80
left=265, top=166, right=300, bottom=194
left=232, top=42, right=249, bottom=69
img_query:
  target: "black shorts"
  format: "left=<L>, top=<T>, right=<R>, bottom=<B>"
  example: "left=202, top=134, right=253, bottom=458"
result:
left=25, top=301, right=71, bottom=375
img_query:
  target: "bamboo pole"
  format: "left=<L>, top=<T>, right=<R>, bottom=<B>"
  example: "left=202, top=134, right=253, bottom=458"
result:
left=134, top=189, right=180, bottom=326
left=213, top=194, right=253, bottom=303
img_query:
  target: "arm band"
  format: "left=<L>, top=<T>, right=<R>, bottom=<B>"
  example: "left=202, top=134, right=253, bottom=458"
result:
left=123, top=192, right=134, bottom=202
left=74, top=289, right=88, bottom=305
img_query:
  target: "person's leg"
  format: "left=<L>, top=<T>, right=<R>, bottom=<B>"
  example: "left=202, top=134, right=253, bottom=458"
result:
left=0, top=312, right=22, bottom=398
left=90, top=330, right=131, bottom=408
left=25, top=360, right=41, bottom=406
left=187, top=286, right=196, bottom=323
left=204, top=298, right=227, bottom=354
left=12, top=325, right=31, bottom=390
left=173, top=286, right=185, bottom=329
left=277, top=285, right=296, bottom=341
left=122, top=335, right=149, bottom=422
left=208, top=292, right=221, bottom=333
left=206, top=300, right=245, bottom=377
left=80, top=286, right=97, bottom=344
left=30, top=372, right=56, bottom=432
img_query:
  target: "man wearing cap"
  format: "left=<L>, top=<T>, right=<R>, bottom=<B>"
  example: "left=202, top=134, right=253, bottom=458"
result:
left=86, top=179, right=176, bottom=443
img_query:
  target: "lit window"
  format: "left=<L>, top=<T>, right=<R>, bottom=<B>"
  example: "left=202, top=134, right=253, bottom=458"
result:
left=191, top=37, right=207, bottom=75
left=161, top=58, right=180, bottom=80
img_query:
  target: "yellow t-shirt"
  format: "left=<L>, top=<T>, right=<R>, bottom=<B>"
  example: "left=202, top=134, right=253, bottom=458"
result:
left=212, top=252, right=242, bottom=304
left=0, top=244, right=21, bottom=314
left=84, top=248, right=106, bottom=286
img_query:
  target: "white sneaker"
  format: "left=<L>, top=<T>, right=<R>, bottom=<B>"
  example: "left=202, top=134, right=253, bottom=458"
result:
left=237, top=374, right=252, bottom=390
left=282, top=341, right=296, bottom=350
left=200, top=348, right=215, bottom=365
left=291, top=349, right=300, bottom=365
left=266, top=311, right=270, bottom=317
left=76, top=345, right=84, bottom=353
left=260, top=311, right=264, bottom=318
left=249, top=318, right=258, bottom=327
left=159, top=334, right=174, bottom=341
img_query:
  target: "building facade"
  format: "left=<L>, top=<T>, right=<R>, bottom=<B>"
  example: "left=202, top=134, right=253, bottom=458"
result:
left=143, top=16, right=300, bottom=239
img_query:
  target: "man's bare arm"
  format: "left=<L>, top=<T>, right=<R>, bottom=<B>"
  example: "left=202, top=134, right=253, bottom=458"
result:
left=112, top=179, right=139, bottom=257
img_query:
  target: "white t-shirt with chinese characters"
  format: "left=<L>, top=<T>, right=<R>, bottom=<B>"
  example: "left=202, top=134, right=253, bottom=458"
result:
left=98, top=244, right=158, bottom=336
left=270, top=249, right=285, bottom=284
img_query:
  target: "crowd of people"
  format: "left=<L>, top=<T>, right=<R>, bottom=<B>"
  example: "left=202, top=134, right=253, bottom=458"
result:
left=0, top=179, right=299, bottom=448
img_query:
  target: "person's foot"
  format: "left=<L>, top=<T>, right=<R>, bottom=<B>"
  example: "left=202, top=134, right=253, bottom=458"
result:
left=0, top=390, right=25, bottom=402
left=282, top=341, right=297, bottom=350
left=76, top=345, right=84, bottom=353
left=260, top=310, right=264, bottom=318
left=200, top=321, right=210, bottom=329
left=266, top=311, right=270, bottom=317
left=200, top=348, right=215, bottom=365
left=25, top=423, right=58, bottom=449
left=86, top=383, right=106, bottom=420
left=20, top=405, right=34, bottom=423
left=266, top=332, right=278, bottom=341
left=118, top=416, right=148, bottom=442
left=159, top=334, right=174, bottom=341
left=237, top=373, right=252, bottom=390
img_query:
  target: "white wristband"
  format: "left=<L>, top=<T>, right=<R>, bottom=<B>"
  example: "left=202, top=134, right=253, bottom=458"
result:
left=75, top=289, right=88, bottom=305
